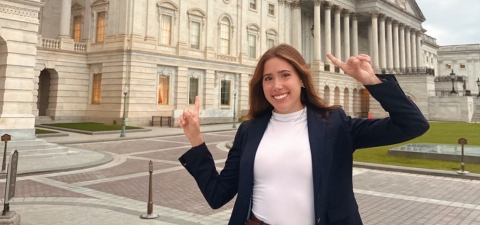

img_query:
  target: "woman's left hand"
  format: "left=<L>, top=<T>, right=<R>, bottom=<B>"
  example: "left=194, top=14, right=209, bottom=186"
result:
left=326, top=53, right=381, bottom=85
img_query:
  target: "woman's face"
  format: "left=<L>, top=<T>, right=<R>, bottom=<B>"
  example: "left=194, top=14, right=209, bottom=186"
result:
left=262, top=57, right=304, bottom=114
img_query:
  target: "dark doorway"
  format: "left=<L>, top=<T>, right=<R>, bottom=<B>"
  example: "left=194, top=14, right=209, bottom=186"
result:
left=359, top=89, right=370, bottom=118
left=38, top=69, right=51, bottom=116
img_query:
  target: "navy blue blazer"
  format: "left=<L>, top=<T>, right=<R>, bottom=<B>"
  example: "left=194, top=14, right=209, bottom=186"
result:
left=179, top=75, right=429, bottom=225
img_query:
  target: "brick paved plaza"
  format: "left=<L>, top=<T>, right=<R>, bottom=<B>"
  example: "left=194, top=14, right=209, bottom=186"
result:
left=4, top=129, right=480, bottom=225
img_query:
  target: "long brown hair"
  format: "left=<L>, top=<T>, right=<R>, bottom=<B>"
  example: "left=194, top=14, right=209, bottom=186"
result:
left=245, top=44, right=341, bottom=120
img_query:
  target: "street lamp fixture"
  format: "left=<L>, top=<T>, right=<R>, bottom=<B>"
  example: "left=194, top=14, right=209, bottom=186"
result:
left=311, top=25, right=314, bottom=37
left=476, top=77, right=480, bottom=97
left=449, top=69, right=457, bottom=94
left=120, top=85, right=129, bottom=137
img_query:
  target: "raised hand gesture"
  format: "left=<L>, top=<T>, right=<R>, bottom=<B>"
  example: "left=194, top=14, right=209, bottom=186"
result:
left=178, top=96, right=204, bottom=147
left=326, top=53, right=381, bottom=85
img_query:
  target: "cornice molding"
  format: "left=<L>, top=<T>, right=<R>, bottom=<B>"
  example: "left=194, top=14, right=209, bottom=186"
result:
left=0, top=3, right=39, bottom=18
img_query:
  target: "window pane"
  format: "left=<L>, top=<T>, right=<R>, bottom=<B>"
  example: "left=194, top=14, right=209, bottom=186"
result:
left=221, top=80, right=231, bottom=105
left=189, top=77, right=199, bottom=104
left=160, top=15, right=172, bottom=45
left=96, top=12, right=105, bottom=43
left=220, top=18, right=230, bottom=54
left=267, top=39, right=274, bottom=49
left=249, top=35, right=256, bottom=58
left=250, top=0, right=256, bottom=9
left=269, top=4, right=274, bottom=15
left=190, top=21, right=200, bottom=49
left=92, top=74, right=102, bottom=104
left=73, top=16, right=82, bottom=42
left=158, top=75, right=169, bottom=104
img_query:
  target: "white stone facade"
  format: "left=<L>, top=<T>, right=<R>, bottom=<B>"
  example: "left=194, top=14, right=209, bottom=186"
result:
left=0, top=0, right=478, bottom=130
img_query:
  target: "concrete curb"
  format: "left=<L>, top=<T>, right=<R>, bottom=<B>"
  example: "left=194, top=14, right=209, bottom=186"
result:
left=36, top=132, right=69, bottom=138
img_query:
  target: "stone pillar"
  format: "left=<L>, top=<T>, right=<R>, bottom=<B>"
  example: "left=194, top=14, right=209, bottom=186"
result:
left=352, top=13, right=358, bottom=56
left=416, top=31, right=424, bottom=68
left=334, top=6, right=342, bottom=63
left=291, top=1, right=302, bottom=53
left=311, top=0, right=323, bottom=71
left=59, top=0, right=72, bottom=37
left=175, top=67, right=188, bottom=109
left=204, top=70, right=215, bottom=109
left=278, top=0, right=285, bottom=43
left=386, top=18, right=393, bottom=73
left=393, top=21, right=400, bottom=72
left=284, top=2, right=291, bottom=44
left=371, top=12, right=380, bottom=73
left=343, top=11, right=350, bottom=60
left=405, top=27, right=411, bottom=71
left=399, top=23, right=406, bottom=71
left=379, top=15, right=386, bottom=72
left=324, top=2, right=332, bottom=68
left=411, top=29, right=417, bottom=69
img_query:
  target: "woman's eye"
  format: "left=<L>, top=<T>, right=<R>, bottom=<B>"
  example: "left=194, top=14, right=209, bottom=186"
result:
left=282, top=73, right=290, bottom=78
left=264, top=77, right=272, bottom=81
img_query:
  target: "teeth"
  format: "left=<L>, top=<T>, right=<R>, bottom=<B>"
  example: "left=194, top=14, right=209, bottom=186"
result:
left=274, top=93, right=288, bottom=100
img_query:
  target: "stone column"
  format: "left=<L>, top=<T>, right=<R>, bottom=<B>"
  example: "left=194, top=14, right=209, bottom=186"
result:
left=324, top=2, right=332, bottom=68
left=379, top=15, right=386, bottom=72
left=311, top=0, right=323, bottom=71
left=291, top=1, right=302, bottom=53
left=343, top=10, right=350, bottom=60
left=411, top=28, right=417, bottom=69
left=278, top=0, right=285, bottom=43
left=352, top=13, right=358, bottom=56
left=175, top=67, right=188, bottom=109
left=393, top=20, right=400, bottom=71
left=334, top=6, right=342, bottom=63
left=405, top=26, right=411, bottom=71
left=59, top=0, right=72, bottom=37
left=371, top=12, right=380, bottom=73
left=386, top=18, right=393, bottom=73
left=313, top=0, right=322, bottom=61
left=284, top=2, right=291, bottom=44
left=416, top=31, right=424, bottom=68
left=204, top=70, right=215, bottom=109
left=399, top=23, right=406, bottom=71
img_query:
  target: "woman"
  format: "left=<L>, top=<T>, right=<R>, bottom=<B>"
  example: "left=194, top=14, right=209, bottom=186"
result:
left=178, top=44, right=429, bottom=225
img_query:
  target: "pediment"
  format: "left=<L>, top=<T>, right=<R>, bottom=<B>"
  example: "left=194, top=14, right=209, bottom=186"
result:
left=72, top=3, right=84, bottom=9
left=396, top=0, right=425, bottom=21
left=92, top=0, right=109, bottom=6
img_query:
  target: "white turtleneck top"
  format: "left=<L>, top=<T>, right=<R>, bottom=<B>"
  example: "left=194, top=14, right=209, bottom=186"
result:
left=252, top=107, right=315, bottom=225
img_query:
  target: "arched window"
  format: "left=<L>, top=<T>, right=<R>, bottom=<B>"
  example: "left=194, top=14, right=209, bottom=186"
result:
left=219, top=17, right=231, bottom=55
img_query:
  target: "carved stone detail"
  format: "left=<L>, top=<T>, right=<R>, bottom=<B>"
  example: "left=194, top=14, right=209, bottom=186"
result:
left=0, top=4, right=38, bottom=18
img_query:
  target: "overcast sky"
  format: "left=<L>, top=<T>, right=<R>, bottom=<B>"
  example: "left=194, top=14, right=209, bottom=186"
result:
left=416, top=0, right=480, bottom=46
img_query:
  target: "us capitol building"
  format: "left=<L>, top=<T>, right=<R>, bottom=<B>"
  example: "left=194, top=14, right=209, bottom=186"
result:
left=0, top=0, right=479, bottom=140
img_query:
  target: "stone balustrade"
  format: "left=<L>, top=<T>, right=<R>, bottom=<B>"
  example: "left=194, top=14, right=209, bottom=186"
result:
left=42, top=38, right=60, bottom=50
left=216, top=54, right=237, bottom=62
left=74, top=43, right=87, bottom=52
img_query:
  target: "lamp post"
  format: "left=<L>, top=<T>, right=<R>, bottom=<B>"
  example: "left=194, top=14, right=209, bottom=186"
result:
left=450, top=69, right=457, bottom=94
left=232, top=92, right=237, bottom=128
left=477, top=78, right=480, bottom=97
left=120, top=85, right=129, bottom=137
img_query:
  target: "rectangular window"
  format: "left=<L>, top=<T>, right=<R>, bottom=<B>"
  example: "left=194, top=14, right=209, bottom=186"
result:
left=460, top=63, right=466, bottom=69
left=446, top=64, right=451, bottom=69
left=221, top=80, right=231, bottom=105
left=250, top=0, right=256, bottom=10
left=158, top=75, right=169, bottom=104
left=220, top=20, right=230, bottom=54
left=248, top=35, right=256, bottom=58
left=268, top=4, right=275, bottom=16
left=189, top=77, right=199, bottom=104
left=160, top=15, right=172, bottom=45
left=73, top=16, right=82, bottom=42
left=96, top=12, right=106, bottom=43
left=190, top=21, right=200, bottom=49
left=267, top=38, right=275, bottom=49
left=92, top=74, right=102, bottom=104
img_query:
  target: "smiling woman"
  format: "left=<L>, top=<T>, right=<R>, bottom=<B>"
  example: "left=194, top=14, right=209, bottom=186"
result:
left=177, top=44, right=430, bottom=225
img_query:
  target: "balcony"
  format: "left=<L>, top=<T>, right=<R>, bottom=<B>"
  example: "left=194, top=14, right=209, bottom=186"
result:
left=38, top=36, right=88, bottom=53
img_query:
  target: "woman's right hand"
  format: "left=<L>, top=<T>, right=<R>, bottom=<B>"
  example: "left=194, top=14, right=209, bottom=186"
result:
left=178, top=96, right=204, bottom=147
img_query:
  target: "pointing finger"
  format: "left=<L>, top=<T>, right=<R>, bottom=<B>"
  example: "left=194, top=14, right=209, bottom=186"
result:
left=194, top=96, right=200, bottom=113
left=326, top=53, right=344, bottom=68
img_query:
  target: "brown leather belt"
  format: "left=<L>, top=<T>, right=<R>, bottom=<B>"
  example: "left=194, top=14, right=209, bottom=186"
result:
left=245, top=213, right=271, bottom=225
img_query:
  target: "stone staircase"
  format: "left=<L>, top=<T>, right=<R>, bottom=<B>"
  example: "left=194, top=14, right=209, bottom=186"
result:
left=0, top=139, right=77, bottom=158
left=472, top=103, right=480, bottom=123
left=36, top=116, right=54, bottom=125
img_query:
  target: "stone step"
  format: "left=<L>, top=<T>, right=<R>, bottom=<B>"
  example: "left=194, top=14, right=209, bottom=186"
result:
left=36, top=116, right=54, bottom=125
left=0, top=139, right=50, bottom=150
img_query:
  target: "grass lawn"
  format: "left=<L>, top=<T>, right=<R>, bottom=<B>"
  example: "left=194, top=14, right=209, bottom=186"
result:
left=44, top=122, right=142, bottom=132
left=354, top=122, right=480, bottom=173
left=35, top=129, right=59, bottom=134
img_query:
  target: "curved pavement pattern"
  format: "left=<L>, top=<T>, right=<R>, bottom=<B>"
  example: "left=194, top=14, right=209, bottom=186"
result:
left=2, top=124, right=480, bottom=225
